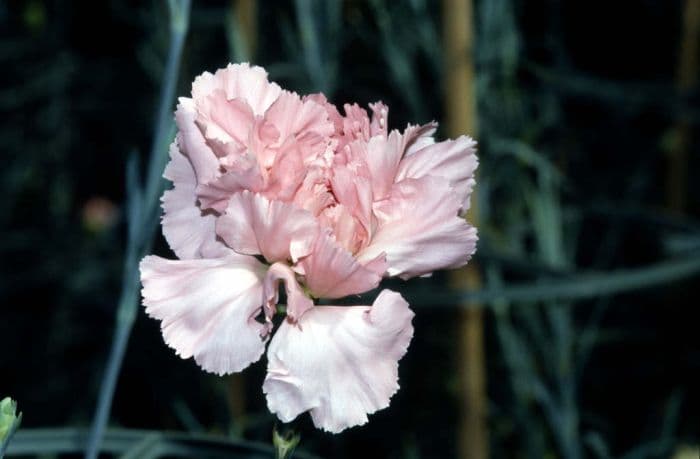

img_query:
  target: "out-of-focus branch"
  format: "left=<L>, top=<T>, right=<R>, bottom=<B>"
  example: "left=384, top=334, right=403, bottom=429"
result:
left=84, top=2, right=191, bottom=458
left=9, top=428, right=322, bottom=459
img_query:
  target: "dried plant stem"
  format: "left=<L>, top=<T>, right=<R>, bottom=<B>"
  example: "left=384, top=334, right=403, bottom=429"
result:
left=228, top=0, right=257, bottom=63
left=84, top=2, right=191, bottom=458
left=667, top=0, right=700, bottom=211
left=235, top=0, right=257, bottom=59
left=443, top=0, right=488, bottom=458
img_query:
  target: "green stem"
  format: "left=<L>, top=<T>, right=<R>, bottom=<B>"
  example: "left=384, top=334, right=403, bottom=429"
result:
left=84, top=2, right=190, bottom=458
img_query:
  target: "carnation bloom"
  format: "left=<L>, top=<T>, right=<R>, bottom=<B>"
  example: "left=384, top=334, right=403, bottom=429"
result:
left=140, top=63, right=478, bottom=433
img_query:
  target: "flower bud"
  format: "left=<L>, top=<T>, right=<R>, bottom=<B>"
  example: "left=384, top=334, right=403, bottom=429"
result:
left=272, top=426, right=300, bottom=459
left=0, top=397, right=22, bottom=452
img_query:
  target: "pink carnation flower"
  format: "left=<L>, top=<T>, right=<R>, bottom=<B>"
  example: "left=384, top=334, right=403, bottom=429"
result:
left=140, top=63, right=478, bottom=433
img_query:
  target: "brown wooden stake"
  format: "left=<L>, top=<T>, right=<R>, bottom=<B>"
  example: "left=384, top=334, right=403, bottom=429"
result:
left=443, top=0, right=488, bottom=457
left=667, top=0, right=700, bottom=211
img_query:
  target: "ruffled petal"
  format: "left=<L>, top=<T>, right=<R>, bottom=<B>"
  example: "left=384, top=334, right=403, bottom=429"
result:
left=342, top=103, right=371, bottom=142
left=178, top=63, right=283, bottom=188
left=292, top=166, right=336, bottom=216
left=305, top=93, right=344, bottom=136
left=365, top=123, right=438, bottom=201
left=195, top=169, right=265, bottom=213
left=263, top=262, right=314, bottom=321
left=369, top=101, right=388, bottom=138
left=175, top=99, right=220, bottom=185
left=364, top=131, right=402, bottom=201
left=140, top=254, right=268, bottom=375
left=191, top=63, right=282, bottom=116
left=297, top=230, right=385, bottom=299
left=216, top=191, right=319, bottom=263
left=264, top=138, right=308, bottom=202
left=330, top=165, right=373, bottom=235
left=263, top=289, right=414, bottom=433
left=318, top=203, right=367, bottom=255
left=403, top=122, right=437, bottom=156
left=195, top=91, right=254, bottom=147
left=161, top=141, right=226, bottom=259
left=264, top=90, right=334, bottom=151
left=358, top=176, right=477, bottom=279
left=396, top=136, right=478, bottom=211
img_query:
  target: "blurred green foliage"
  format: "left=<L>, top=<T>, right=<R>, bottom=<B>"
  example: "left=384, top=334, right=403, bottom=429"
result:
left=1, top=0, right=698, bottom=458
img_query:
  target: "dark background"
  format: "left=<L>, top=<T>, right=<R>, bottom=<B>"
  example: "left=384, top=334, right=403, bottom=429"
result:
left=1, top=1, right=698, bottom=458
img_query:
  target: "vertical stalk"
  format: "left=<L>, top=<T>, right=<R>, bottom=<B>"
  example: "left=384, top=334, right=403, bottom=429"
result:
left=235, top=0, right=257, bottom=59
left=294, top=0, right=326, bottom=92
left=443, top=0, right=488, bottom=458
left=84, top=2, right=191, bottom=458
left=667, top=0, right=700, bottom=211
left=228, top=0, right=257, bottom=63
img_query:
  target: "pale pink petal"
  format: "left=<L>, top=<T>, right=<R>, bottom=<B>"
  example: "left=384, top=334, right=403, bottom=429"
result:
left=195, top=91, right=254, bottom=147
left=161, top=141, right=227, bottom=259
left=180, top=64, right=283, bottom=186
left=263, top=289, right=414, bottom=433
left=364, top=123, right=437, bottom=201
left=358, top=176, right=477, bottom=279
left=140, top=254, right=268, bottom=375
left=364, top=132, right=401, bottom=201
left=331, top=165, right=373, bottom=227
left=191, top=63, right=282, bottom=116
left=403, top=121, right=437, bottom=156
left=195, top=169, right=264, bottom=213
left=305, top=93, right=344, bottom=135
left=263, top=262, right=314, bottom=321
left=369, top=101, right=388, bottom=138
left=216, top=191, right=319, bottom=263
left=292, top=167, right=336, bottom=216
left=342, top=103, right=371, bottom=141
left=175, top=99, right=220, bottom=185
left=263, top=139, right=307, bottom=202
left=246, top=117, right=281, bottom=169
left=318, top=204, right=368, bottom=254
left=297, top=230, right=385, bottom=298
left=396, top=135, right=478, bottom=211
left=264, top=90, right=334, bottom=150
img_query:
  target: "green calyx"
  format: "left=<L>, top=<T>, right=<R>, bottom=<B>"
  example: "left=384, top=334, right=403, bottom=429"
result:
left=0, top=397, right=22, bottom=457
left=272, top=425, right=300, bottom=459
left=0, top=398, right=19, bottom=440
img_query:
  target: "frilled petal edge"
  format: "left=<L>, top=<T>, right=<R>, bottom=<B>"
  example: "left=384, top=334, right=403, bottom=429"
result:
left=216, top=191, right=319, bottom=264
left=263, top=289, right=414, bottom=433
left=191, top=62, right=282, bottom=117
left=296, top=230, right=386, bottom=299
left=358, top=176, right=478, bottom=279
left=161, top=141, right=227, bottom=259
left=140, top=254, right=268, bottom=375
left=396, top=135, right=478, bottom=212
